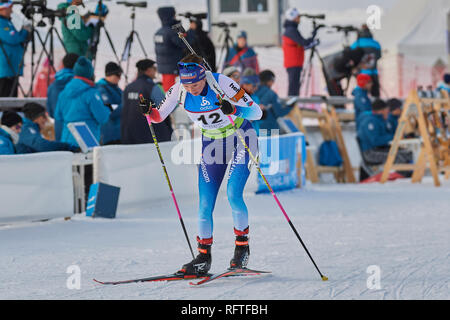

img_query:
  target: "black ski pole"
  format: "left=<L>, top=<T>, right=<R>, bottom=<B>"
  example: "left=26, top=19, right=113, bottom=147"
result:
left=140, top=95, right=195, bottom=260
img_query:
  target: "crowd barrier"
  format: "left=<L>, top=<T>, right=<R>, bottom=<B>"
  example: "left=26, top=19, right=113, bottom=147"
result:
left=0, top=152, right=74, bottom=223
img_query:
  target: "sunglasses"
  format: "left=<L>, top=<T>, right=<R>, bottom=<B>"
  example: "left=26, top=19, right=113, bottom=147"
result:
left=177, top=62, right=205, bottom=70
left=14, top=124, right=22, bottom=130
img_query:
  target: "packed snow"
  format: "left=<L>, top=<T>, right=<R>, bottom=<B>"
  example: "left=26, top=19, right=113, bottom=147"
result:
left=1, top=177, right=449, bottom=300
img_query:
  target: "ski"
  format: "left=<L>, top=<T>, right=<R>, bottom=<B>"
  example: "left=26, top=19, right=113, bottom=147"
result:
left=93, top=272, right=211, bottom=286
left=189, top=268, right=271, bottom=286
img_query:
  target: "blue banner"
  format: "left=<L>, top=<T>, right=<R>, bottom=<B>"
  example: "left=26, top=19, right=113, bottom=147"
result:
left=256, top=133, right=306, bottom=193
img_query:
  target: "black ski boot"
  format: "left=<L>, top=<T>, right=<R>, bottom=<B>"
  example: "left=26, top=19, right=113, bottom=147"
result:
left=229, top=233, right=250, bottom=269
left=179, top=237, right=212, bottom=275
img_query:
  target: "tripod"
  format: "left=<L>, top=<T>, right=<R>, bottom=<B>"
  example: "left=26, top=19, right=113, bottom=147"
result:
left=214, top=23, right=237, bottom=72
left=89, top=0, right=121, bottom=69
left=26, top=14, right=68, bottom=97
left=299, top=23, right=326, bottom=98
left=121, top=5, right=147, bottom=83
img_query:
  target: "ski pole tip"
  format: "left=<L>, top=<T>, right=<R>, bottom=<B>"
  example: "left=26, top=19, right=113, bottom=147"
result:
left=321, top=275, right=328, bottom=281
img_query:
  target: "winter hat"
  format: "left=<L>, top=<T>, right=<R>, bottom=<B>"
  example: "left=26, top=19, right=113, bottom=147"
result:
left=237, top=30, right=247, bottom=39
left=240, top=68, right=259, bottom=86
left=444, top=73, right=450, bottom=84
left=223, top=66, right=240, bottom=78
left=356, top=73, right=372, bottom=88
left=387, top=98, right=403, bottom=112
left=372, top=99, right=388, bottom=111
left=136, top=59, right=156, bottom=72
left=259, top=70, right=275, bottom=84
left=0, top=0, right=13, bottom=9
left=1, top=111, right=22, bottom=128
left=285, top=8, right=300, bottom=21
left=62, top=53, right=79, bottom=69
left=73, top=56, right=94, bottom=79
left=22, top=103, right=47, bottom=121
left=105, top=62, right=123, bottom=76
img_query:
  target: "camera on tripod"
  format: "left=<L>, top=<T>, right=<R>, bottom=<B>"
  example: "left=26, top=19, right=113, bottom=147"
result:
left=178, top=12, right=207, bottom=21
left=211, top=21, right=237, bottom=29
left=116, top=1, right=147, bottom=8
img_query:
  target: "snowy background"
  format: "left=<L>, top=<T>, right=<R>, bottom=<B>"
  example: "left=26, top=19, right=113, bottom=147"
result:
left=1, top=177, right=449, bottom=299
left=1, top=0, right=449, bottom=300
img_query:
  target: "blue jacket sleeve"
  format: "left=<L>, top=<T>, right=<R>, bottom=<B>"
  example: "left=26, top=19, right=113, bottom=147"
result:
left=20, top=128, right=75, bottom=152
left=0, top=27, right=28, bottom=45
left=87, top=90, right=111, bottom=125
left=365, top=119, right=393, bottom=148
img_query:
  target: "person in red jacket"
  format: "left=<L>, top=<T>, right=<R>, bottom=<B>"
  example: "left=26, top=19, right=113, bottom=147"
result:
left=282, top=8, right=317, bottom=97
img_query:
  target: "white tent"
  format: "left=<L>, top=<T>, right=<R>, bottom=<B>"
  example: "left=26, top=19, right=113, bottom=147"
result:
left=373, top=0, right=450, bottom=97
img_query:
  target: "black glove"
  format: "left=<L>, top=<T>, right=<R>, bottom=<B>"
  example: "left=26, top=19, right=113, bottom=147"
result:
left=139, top=94, right=155, bottom=115
left=215, top=99, right=235, bottom=115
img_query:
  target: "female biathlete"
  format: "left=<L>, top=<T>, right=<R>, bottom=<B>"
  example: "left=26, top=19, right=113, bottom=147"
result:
left=140, top=54, right=262, bottom=275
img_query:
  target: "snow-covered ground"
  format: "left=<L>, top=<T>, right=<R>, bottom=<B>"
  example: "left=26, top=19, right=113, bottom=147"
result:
left=1, top=177, right=449, bottom=300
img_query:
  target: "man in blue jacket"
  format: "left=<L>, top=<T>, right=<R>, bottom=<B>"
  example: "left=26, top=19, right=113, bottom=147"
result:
left=357, top=99, right=411, bottom=165
left=15, top=103, right=77, bottom=154
left=47, top=53, right=79, bottom=140
left=0, top=110, right=22, bottom=154
left=96, top=62, right=123, bottom=145
left=254, top=70, right=295, bottom=136
left=55, top=56, right=111, bottom=146
left=154, top=6, right=186, bottom=92
left=352, top=73, right=373, bottom=130
left=350, top=25, right=382, bottom=97
left=0, top=0, right=29, bottom=97
left=121, top=59, right=172, bottom=144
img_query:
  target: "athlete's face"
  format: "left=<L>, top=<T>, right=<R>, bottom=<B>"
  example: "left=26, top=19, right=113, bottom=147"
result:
left=182, top=79, right=206, bottom=96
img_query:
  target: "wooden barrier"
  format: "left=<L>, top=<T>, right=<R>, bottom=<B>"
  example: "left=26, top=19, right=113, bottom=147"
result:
left=380, top=90, right=450, bottom=186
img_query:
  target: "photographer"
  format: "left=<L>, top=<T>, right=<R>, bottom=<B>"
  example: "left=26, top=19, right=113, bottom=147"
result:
left=185, top=14, right=216, bottom=72
left=350, top=24, right=382, bottom=97
left=57, top=0, right=108, bottom=58
left=282, top=8, right=317, bottom=97
left=0, top=0, right=29, bottom=97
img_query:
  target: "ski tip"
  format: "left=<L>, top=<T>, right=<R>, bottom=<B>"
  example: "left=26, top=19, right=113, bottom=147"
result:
left=321, top=275, right=329, bottom=281
left=93, top=279, right=104, bottom=284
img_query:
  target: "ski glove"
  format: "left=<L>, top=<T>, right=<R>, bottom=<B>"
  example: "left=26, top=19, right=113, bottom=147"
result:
left=139, top=94, right=156, bottom=115
left=215, top=99, right=235, bottom=115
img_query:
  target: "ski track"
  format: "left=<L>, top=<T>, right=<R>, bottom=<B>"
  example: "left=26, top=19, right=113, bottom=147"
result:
left=0, top=178, right=449, bottom=300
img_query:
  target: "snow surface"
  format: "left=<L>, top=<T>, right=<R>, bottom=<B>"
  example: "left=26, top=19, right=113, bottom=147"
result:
left=1, top=177, right=449, bottom=300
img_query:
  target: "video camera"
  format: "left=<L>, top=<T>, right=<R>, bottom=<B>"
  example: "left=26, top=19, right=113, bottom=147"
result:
left=211, top=21, right=237, bottom=29
left=12, top=0, right=66, bottom=19
left=299, top=13, right=325, bottom=20
left=330, top=25, right=359, bottom=33
left=178, top=12, right=207, bottom=21
left=116, top=1, right=147, bottom=8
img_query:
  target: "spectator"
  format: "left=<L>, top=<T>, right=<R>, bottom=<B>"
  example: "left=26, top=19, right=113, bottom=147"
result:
left=0, top=0, right=29, bottom=97
left=58, top=0, right=108, bottom=58
left=357, top=99, right=412, bottom=165
left=222, top=66, right=241, bottom=84
left=224, top=31, right=259, bottom=74
left=0, top=110, right=22, bottom=154
left=186, top=17, right=216, bottom=72
left=323, top=47, right=365, bottom=99
left=96, top=62, right=123, bottom=145
left=122, top=59, right=173, bottom=144
left=47, top=53, right=79, bottom=140
left=254, top=70, right=295, bottom=136
left=350, top=24, right=382, bottom=97
left=55, top=56, right=111, bottom=147
left=154, top=6, right=186, bottom=92
left=282, top=8, right=317, bottom=97
left=352, top=73, right=373, bottom=130
left=436, top=73, right=450, bottom=95
left=15, top=103, right=77, bottom=154
left=240, top=68, right=259, bottom=97
left=386, top=98, right=402, bottom=134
